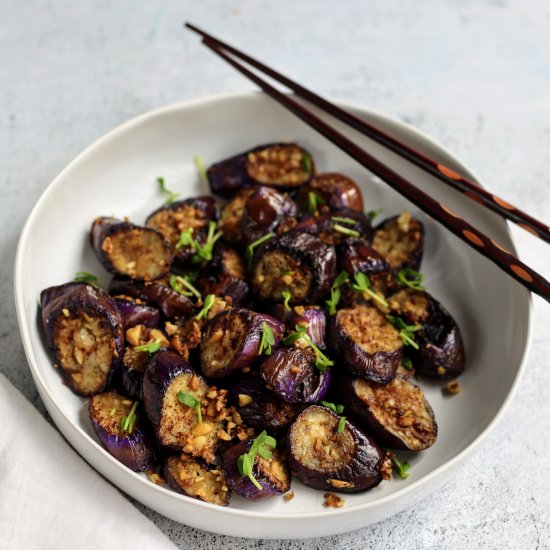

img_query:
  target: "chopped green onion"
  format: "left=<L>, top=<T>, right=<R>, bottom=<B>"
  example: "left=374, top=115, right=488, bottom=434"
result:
left=337, top=416, right=346, bottom=434
left=133, top=339, right=162, bottom=353
left=120, top=401, right=138, bottom=433
left=396, top=268, right=426, bottom=291
left=169, top=274, right=201, bottom=300
left=331, top=216, right=357, bottom=226
left=237, top=430, right=277, bottom=491
left=282, top=290, right=292, bottom=312
left=308, top=191, right=325, bottom=216
left=401, top=356, right=413, bottom=370
left=325, top=271, right=349, bottom=315
left=350, top=272, right=388, bottom=307
left=320, top=401, right=345, bottom=415
left=282, top=324, right=333, bottom=371
left=302, top=152, right=313, bottom=173
left=391, top=455, right=411, bottom=479
left=178, top=391, right=203, bottom=424
left=196, top=294, right=216, bottom=320
left=259, top=322, right=276, bottom=356
left=245, top=233, right=274, bottom=270
left=387, top=315, right=421, bottom=350
left=157, top=177, right=179, bottom=205
left=194, top=155, right=208, bottom=184
left=366, top=208, right=383, bottom=221
left=74, top=271, right=99, bottom=285
left=333, top=224, right=361, bottom=238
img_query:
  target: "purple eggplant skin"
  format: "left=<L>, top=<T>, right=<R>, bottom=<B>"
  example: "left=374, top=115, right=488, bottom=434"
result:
left=287, top=405, right=388, bottom=493
left=221, top=439, right=291, bottom=501
left=327, top=304, right=403, bottom=383
left=199, top=309, right=284, bottom=378
left=40, top=282, right=124, bottom=396
left=119, top=362, right=144, bottom=401
left=89, top=391, right=156, bottom=472
left=241, top=186, right=298, bottom=245
left=109, top=278, right=194, bottom=320
left=228, top=379, right=302, bottom=433
left=260, top=347, right=331, bottom=404
left=90, top=217, right=171, bottom=281
left=251, top=232, right=337, bottom=305
left=114, top=298, right=160, bottom=329
left=207, top=151, right=250, bottom=198
left=218, top=188, right=256, bottom=244
left=268, top=305, right=327, bottom=349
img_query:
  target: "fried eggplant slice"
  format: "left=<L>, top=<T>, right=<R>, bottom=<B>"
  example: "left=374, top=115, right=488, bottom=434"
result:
left=297, top=172, right=364, bottom=213
left=287, top=405, right=389, bottom=493
left=40, top=282, right=123, bottom=396
left=89, top=391, right=156, bottom=472
left=114, top=297, right=160, bottom=329
left=251, top=232, right=336, bottom=305
left=328, top=304, right=402, bottom=383
left=337, top=376, right=437, bottom=451
left=164, top=454, right=231, bottom=506
left=218, top=188, right=255, bottom=243
left=372, top=211, right=424, bottom=270
left=91, top=217, right=171, bottom=281
left=199, top=309, right=283, bottom=378
left=268, top=304, right=327, bottom=349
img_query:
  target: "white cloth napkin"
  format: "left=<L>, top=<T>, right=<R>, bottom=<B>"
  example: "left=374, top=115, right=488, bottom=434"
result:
left=0, top=373, right=176, bottom=550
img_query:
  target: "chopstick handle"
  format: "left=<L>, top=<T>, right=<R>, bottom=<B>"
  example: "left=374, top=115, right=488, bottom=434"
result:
left=186, top=22, right=550, bottom=244
left=200, top=38, right=550, bottom=303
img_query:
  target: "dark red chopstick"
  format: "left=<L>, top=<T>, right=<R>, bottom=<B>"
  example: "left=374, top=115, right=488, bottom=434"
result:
left=186, top=22, right=550, bottom=245
left=187, top=32, right=549, bottom=303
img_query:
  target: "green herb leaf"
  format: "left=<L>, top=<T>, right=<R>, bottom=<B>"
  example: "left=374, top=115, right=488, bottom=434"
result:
left=74, top=271, right=99, bottom=285
left=178, top=391, right=203, bottom=424
left=350, top=272, right=389, bottom=308
left=176, top=222, right=222, bottom=264
left=259, top=322, right=276, bottom=356
left=391, top=455, right=411, bottom=479
left=302, top=152, right=313, bottom=173
left=245, top=233, right=274, bottom=270
left=120, top=401, right=138, bottom=433
left=366, top=208, right=383, bottom=221
left=133, top=339, right=162, bottom=353
left=337, top=416, right=346, bottom=434
left=320, top=401, right=345, bottom=415
left=401, top=356, right=413, bottom=370
left=295, top=325, right=334, bottom=371
left=282, top=290, right=292, bottom=312
left=325, top=271, right=349, bottom=315
left=330, top=216, right=357, bottom=226
left=387, top=315, right=421, bottom=350
left=308, top=191, right=325, bottom=216
left=157, top=177, right=179, bottom=205
left=333, top=224, right=361, bottom=238
left=396, top=268, right=426, bottom=291
left=176, top=227, right=195, bottom=249
left=169, top=274, right=202, bottom=300
left=236, top=430, right=277, bottom=492
left=194, top=155, right=208, bottom=184
left=195, top=294, right=216, bottom=320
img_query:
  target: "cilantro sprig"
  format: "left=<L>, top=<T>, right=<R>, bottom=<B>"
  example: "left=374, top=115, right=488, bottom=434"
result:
left=259, top=322, right=276, bottom=356
left=366, top=208, right=383, bottom=221
left=74, top=271, right=99, bottom=285
left=396, top=268, right=425, bottom=291
left=401, top=356, right=413, bottom=370
left=176, top=221, right=222, bottom=264
left=178, top=392, right=203, bottom=424
left=237, top=431, right=277, bottom=491
left=325, top=271, right=349, bottom=315
left=169, top=274, right=201, bottom=300
left=282, top=290, right=292, bottom=312
left=194, top=156, right=208, bottom=184
left=245, top=233, right=274, bottom=270
left=321, top=401, right=346, bottom=434
left=391, top=455, right=411, bottom=479
left=350, top=272, right=388, bottom=307
left=302, top=152, right=313, bottom=173
left=283, top=324, right=334, bottom=371
left=308, top=191, right=325, bottom=216
left=120, top=401, right=138, bottom=434
left=157, top=177, right=179, bottom=205
left=195, top=294, right=216, bottom=320
left=387, top=315, right=421, bottom=350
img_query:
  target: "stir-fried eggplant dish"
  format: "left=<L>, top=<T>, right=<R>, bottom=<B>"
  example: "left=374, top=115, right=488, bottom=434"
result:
left=40, top=142, right=466, bottom=508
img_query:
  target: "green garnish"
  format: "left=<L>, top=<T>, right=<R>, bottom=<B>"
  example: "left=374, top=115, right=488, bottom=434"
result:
left=74, top=271, right=99, bottom=285
left=308, top=191, right=325, bottom=216
left=282, top=323, right=307, bottom=346
left=195, top=294, right=216, bottom=320
left=302, top=152, right=313, bottom=173
left=366, top=208, right=383, bottom=221
left=396, top=268, right=426, bottom=291
left=325, top=271, right=349, bottom=315
left=401, top=356, right=413, bottom=370
left=333, top=224, right=360, bottom=238
left=169, top=274, right=201, bottom=300
left=237, top=430, right=277, bottom=491
left=194, top=155, right=208, bottom=184
left=178, top=391, right=203, bottom=424
left=245, top=233, right=274, bottom=270
left=283, top=324, right=334, bottom=371
left=350, top=272, right=388, bottom=307
left=157, top=177, right=179, bottom=205
left=259, top=322, right=276, bottom=356
left=331, top=216, right=357, bottom=225
left=109, top=408, right=117, bottom=417
left=391, top=455, right=411, bottom=479
left=282, top=290, right=292, bottom=312
left=387, top=315, right=421, bottom=350
left=337, top=416, right=347, bottom=434
left=133, top=339, right=162, bottom=353
left=176, top=222, right=222, bottom=264
left=120, top=401, right=138, bottom=433
left=321, top=401, right=345, bottom=415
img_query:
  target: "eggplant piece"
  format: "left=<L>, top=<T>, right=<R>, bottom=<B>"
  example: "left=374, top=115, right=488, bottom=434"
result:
left=221, top=439, right=290, bottom=501
left=260, top=347, right=331, bottom=404
left=114, top=297, right=160, bottom=328
left=218, top=188, right=256, bottom=243
left=251, top=232, right=336, bottom=305
left=227, top=379, right=301, bottom=433
left=268, top=305, right=327, bottom=349
left=40, top=282, right=123, bottom=396
left=164, top=454, right=231, bottom=506
left=372, top=211, right=424, bottom=271
left=336, top=376, right=437, bottom=451
left=89, top=391, right=156, bottom=472
left=208, top=143, right=314, bottom=198
left=146, top=197, right=218, bottom=266
left=296, top=172, right=364, bottom=213
left=142, top=350, right=227, bottom=463
left=91, top=217, right=171, bottom=281
left=199, top=309, right=283, bottom=378
left=328, top=304, right=403, bottom=383
left=287, top=405, right=389, bottom=493
left=196, top=244, right=250, bottom=306
left=109, top=278, right=194, bottom=320
left=241, top=186, right=297, bottom=245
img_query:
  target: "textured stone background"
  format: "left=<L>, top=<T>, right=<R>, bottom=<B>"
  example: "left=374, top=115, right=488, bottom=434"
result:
left=1, top=0, right=549, bottom=548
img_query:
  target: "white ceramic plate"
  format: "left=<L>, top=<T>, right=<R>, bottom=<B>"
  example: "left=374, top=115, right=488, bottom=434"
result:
left=14, top=92, right=531, bottom=539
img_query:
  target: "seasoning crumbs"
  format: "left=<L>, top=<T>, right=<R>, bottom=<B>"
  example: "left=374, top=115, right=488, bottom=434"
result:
left=323, top=492, right=345, bottom=508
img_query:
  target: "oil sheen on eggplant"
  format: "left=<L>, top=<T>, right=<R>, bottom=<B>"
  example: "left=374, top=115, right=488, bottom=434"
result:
left=114, top=297, right=160, bottom=329
left=297, top=172, right=364, bottom=212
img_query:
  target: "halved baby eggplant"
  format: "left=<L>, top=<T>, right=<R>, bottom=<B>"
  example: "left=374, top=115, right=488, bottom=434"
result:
left=260, top=347, right=331, bottom=404
left=40, top=282, right=123, bottom=396
left=241, top=186, right=297, bottom=245
left=372, top=211, right=424, bottom=271
left=164, top=454, right=231, bottom=506
left=89, top=391, right=156, bottom=472
left=336, top=376, right=437, bottom=451
left=91, top=217, right=171, bottom=281
left=199, top=309, right=283, bottom=378
left=218, top=188, right=255, bottom=243
left=328, top=304, right=403, bottom=383
left=142, top=350, right=227, bottom=463
left=228, top=379, right=301, bottom=433
left=114, top=297, right=160, bottom=329
left=269, top=305, right=327, bottom=349
left=109, top=278, right=194, bottom=320
left=297, top=172, right=364, bottom=213
left=251, top=232, right=336, bottom=305
left=221, top=439, right=290, bottom=501
left=287, top=405, right=389, bottom=493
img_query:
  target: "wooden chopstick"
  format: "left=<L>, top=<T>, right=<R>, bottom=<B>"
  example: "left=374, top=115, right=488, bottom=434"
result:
left=185, top=29, right=549, bottom=303
left=186, top=22, right=550, bottom=245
